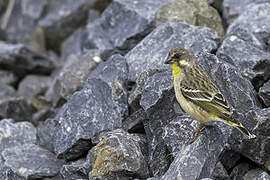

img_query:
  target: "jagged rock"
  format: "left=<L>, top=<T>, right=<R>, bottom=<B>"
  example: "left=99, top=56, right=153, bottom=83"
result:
left=126, top=22, right=219, bottom=81
left=232, top=108, right=270, bottom=166
left=21, top=0, right=48, bottom=20
left=87, top=9, right=100, bottom=24
left=37, top=118, right=57, bottom=152
left=39, top=0, right=98, bottom=51
left=212, top=162, right=230, bottom=180
left=155, top=0, right=224, bottom=36
left=0, top=42, right=55, bottom=76
left=1, top=144, right=64, bottom=179
left=88, top=129, right=149, bottom=179
left=222, top=0, right=270, bottom=25
left=60, top=149, right=93, bottom=180
left=81, top=0, right=171, bottom=54
left=230, top=163, right=252, bottom=180
left=0, top=97, right=34, bottom=122
left=0, top=119, right=37, bottom=153
left=122, top=108, right=147, bottom=133
left=18, top=75, right=52, bottom=100
left=258, top=80, right=270, bottom=107
left=244, top=169, right=270, bottom=180
left=0, top=70, right=17, bottom=86
left=32, top=107, right=55, bottom=125
left=217, top=2, right=270, bottom=90
left=54, top=54, right=128, bottom=160
left=0, top=85, right=16, bottom=100
left=45, top=49, right=102, bottom=107
left=220, top=150, right=241, bottom=171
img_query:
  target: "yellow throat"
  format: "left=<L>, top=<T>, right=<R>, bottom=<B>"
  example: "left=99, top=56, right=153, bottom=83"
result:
left=170, top=63, right=182, bottom=78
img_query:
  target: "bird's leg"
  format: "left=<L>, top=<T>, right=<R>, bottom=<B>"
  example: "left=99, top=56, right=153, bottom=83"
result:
left=188, top=123, right=205, bottom=144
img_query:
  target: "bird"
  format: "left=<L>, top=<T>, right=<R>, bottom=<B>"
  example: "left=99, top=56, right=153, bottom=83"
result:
left=165, top=47, right=256, bottom=143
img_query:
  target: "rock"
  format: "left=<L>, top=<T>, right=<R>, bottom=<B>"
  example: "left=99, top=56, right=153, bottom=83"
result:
left=21, top=0, right=48, bottom=20
left=212, top=162, right=230, bottom=180
left=155, top=0, right=224, bottom=36
left=0, top=97, right=34, bottom=122
left=81, top=0, right=170, bottom=54
left=217, top=2, right=270, bottom=90
left=39, top=0, right=98, bottom=51
left=60, top=150, right=93, bottom=180
left=258, top=80, right=270, bottom=107
left=32, top=107, right=55, bottom=125
left=1, top=144, right=64, bottom=179
left=54, top=54, right=128, bottom=160
left=220, top=150, right=241, bottom=171
left=232, top=108, right=270, bottom=166
left=37, top=118, right=57, bottom=152
left=122, top=108, right=147, bottom=133
left=18, top=75, right=52, bottom=100
left=88, top=129, right=149, bottom=179
left=126, top=22, right=219, bottom=81
left=87, top=9, right=100, bottom=24
left=244, top=169, right=270, bottom=180
left=0, top=42, right=55, bottom=77
left=230, top=163, right=251, bottom=180
left=45, top=49, right=102, bottom=107
left=222, top=0, right=270, bottom=25
left=0, top=85, right=16, bottom=100
left=0, top=70, right=17, bottom=86
left=0, top=119, right=37, bottom=154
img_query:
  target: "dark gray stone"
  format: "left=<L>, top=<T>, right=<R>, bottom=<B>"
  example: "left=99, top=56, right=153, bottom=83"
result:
left=18, top=75, right=52, bottom=100
left=21, top=0, right=48, bottom=20
left=212, top=162, right=230, bottom=180
left=0, top=97, right=34, bottom=122
left=46, top=50, right=102, bottom=106
left=54, top=54, right=128, bottom=160
left=87, top=9, right=100, bottom=24
left=1, top=144, right=64, bottom=179
left=0, top=70, right=17, bottom=86
left=37, top=118, right=57, bottom=152
left=222, top=0, right=270, bottom=25
left=244, top=169, right=270, bottom=180
left=218, top=2, right=270, bottom=90
left=81, top=0, right=170, bottom=54
left=230, top=163, right=251, bottom=180
left=0, top=85, right=16, bottom=100
left=0, top=119, right=37, bottom=154
left=220, top=150, right=241, bottom=171
left=39, top=0, right=97, bottom=51
left=32, top=107, right=55, bottom=126
left=0, top=42, right=55, bottom=76
left=126, top=22, right=219, bottom=81
left=88, top=129, right=149, bottom=179
left=258, top=80, right=270, bottom=107
left=122, top=108, right=147, bottom=133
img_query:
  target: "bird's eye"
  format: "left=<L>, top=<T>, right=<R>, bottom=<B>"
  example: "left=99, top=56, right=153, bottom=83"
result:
left=173, top=54, right=180, bottom=59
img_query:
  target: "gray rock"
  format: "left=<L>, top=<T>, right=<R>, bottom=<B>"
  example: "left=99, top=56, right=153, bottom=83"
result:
left=126, top=22, right=219, bottom=81
left=18, top=75, right=52, bottom=100
left=258, top=80, right=270, bottom=107
left=0, top=42, right=55, bottom=76
left=0, top=85, right=16, bottom=100
left=0, top=97, right=34, bottom=122
left=88, top=129, right=149, bottom=179
left=54, top=54, right=128, bottom=160
left=232, top=108, right=270, bottom=166
left=212, top=161, right=230, bottom=180
left=230, top=163, right=251, bottom=180
left=244, top=169, right=270, bottom=180
left=155, top=0, right=224, bottom=36
left=220, top=150, right=241, bottom=171
left=39, top=0, right=97, bottom=51
left=1, top=144, right=64, bottom=179
left=0, top=119, right=37, bottom=154
left=0, top=70, right=17, bottom=86
left=21, top=0, right=48, bottom=20
left=222, top=0, right=270, bottom=25
left=87, top=9, right=100, bottom=24
left=81, top=0, right=170, bottom=54
left=0, top=164, right=26, bottom=180
left=37, top=118, right=57, bottom=152
left=217, top=2, right=270, bottom=90
left=32, top=107, right=55, bottom=126
left=122, top=108, right=147, bottom=133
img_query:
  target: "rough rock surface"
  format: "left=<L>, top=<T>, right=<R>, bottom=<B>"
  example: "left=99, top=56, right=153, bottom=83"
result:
left=0, top=85, right=16, bottom=100
left=0, top=42, right=55, bottom=76
left=0, top=97, right=34, bottom=122
left=54, top=54, right=128, bottom=160
left=89, top=129, right=149, bottom=179
left=126, top=22, right=219, bottom=81
left=0, top=70, right=17, bottom=86
left=258, top=80, right=270, bottom=107
left=230, top=163, right=252, bottom=180
left=81, top=0, right=171, bottom=54
left=0, top=119, right=37, bottom=153
left=244, top=169, right=270, bottom=180
left=155, top=0, right=224, bottom=36
left=1, top=144, right=63, bottom=179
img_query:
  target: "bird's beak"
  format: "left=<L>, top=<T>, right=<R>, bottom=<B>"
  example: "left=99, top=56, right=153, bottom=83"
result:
left=164, top=55, right=172, bottom=64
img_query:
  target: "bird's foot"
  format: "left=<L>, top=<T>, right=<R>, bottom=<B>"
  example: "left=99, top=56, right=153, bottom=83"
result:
left=188, top=123, right=205, bottom=144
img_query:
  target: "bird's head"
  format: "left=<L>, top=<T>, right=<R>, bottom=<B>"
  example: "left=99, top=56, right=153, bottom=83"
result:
left=165, top=48, right=195, bottom=70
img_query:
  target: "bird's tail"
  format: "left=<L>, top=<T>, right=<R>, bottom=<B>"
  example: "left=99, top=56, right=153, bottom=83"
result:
left=227, top=121, right=256, bottom=139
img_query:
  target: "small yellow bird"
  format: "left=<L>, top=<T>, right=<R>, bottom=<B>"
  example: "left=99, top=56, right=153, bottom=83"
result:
left=165, top=47, right=256, bottom=143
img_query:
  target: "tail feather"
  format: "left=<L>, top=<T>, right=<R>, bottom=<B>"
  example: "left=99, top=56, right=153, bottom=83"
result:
left=235, top=123, right=256, bottom=139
